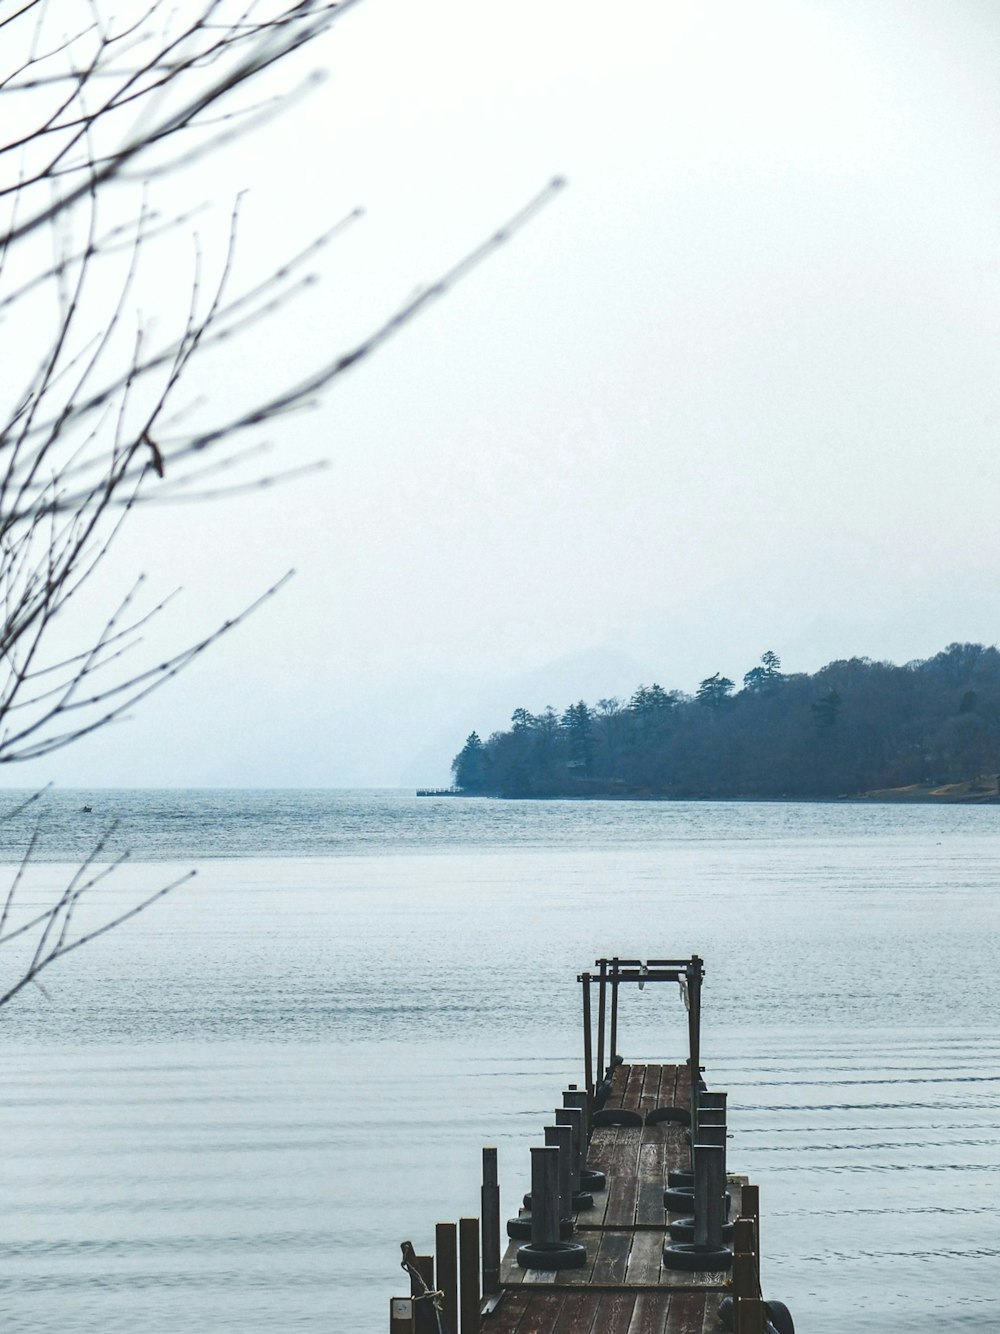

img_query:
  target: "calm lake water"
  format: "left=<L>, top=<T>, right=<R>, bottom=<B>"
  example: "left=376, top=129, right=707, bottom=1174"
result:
left=0, top=789, right=997, bottom=1332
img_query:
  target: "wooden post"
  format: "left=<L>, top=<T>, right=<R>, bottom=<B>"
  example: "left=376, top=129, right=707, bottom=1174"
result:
left=562, top=1087, right=590, bottom=1144
left=459, top=1217, right=480, bottom=1334
left=609, top=956, right=620, bottom=1062
left=742, top=1183, right=760, bottom=1268
left=732, top=1217, right=764, bottom=1334
left=481, top=1148, right=501, bottom=1298
left=545, top=1123, right=573, bottom=1225
left=596, top=958, right=607, bottom=1079
left=409, top=1254, right=435, bottom=1334
left=698, top=1090, right=727, bottom=1130
left=530, top=1146, right=560, bottom=1244
left=435, top=1223, right=458, bottom=1334
left=581, top=972, right=594, bottom=1104
left=389, top=1297, right=416, bottom=1333
left=556, top=1106, right=583, bottom=1193
left=698, top=1121, right=727, bottom=1183
left=692, top=1143, right=725, bottom=1248
left=686, top=955, right=703, bottom=1131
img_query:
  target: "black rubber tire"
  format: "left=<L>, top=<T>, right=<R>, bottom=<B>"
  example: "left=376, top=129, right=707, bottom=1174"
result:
left=516, top=1239, right=587, bottom=1271
left=523, top=1189, right=595, bottom=1212
left=664, top=1187, right=730, bottom=1213
left=646, top=1106, right=691, bottom=1126
left=663, top=1186, right=694, bottom=1211
left=505, top=1215, right=574, bottom=1241
left=580, top=1167, right=607, bottom=1191
left=661, top=1241, right=733, bottom=1272
left=715, top=1290, right=793, bottom=1332
left=765, top=1300, right=795, bottom=1334
left=592, top=1108, right=643, bottom=1128
left=667, top=1171, right=693, bottom=1188
left=667, top=1216, right=734, bottom=1242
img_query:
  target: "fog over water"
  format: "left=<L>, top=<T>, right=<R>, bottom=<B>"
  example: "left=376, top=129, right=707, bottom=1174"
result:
left=6, top=2, right=1000, bottom=789
left=1, top=791, right=997, bottom=1331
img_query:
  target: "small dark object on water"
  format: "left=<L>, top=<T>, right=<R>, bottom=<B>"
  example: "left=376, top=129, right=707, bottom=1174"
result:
left=82, top=804, right=92, bottom=813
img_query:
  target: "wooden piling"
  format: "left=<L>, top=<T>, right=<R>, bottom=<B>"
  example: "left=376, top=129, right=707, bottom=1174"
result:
left=481, top=1148, right=501, bottom=1298
left=686, top=956, right=704, bottom=1128
left=609, top=956, right=620, bottom=1062
left=555, top=1106, right=583, bottom=1193
left=530, top=1146, right=560, bottom=1244
left=742, top=1182, right=761, bottom=1262
left=596, top=958, right=607, bottom=1078
left=459, top=1217, right=479, bottom=1334
left=562, top=1087, right=590, bottom=1143
left=698, top=1120, right=727, bottom=1181
left=581, top=971, right=594, bottom=1103
left=435, top=1223, right=458, bottom=1334
left=409, top=1254, right=435, bottom=1334
left=732, top=1217, right=765, bottom=1334
left=693, top=1143, right=725, bottom=1248
left=545, top=1123, right=573, bottom=1225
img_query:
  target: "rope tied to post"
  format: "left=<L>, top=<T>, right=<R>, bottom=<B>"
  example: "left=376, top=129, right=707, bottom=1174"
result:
left=400, top=1242, right=452, bottom=1334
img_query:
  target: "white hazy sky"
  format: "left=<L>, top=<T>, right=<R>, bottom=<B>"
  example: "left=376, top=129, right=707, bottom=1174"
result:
left=8, top=0, right=1000, bottom=788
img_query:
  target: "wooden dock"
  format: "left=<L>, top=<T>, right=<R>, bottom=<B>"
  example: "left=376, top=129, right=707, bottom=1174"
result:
left=390, top=958, right=784, bottom=1334
left=490, top=1061, right=746, bottom=1334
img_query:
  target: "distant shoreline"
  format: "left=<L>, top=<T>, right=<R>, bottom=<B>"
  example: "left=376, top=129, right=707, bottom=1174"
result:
left=430, top=779, right=1000, bottom=805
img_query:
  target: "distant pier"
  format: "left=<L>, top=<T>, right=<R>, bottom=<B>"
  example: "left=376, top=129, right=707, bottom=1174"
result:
left=389, top=956, right=787, bottom=1334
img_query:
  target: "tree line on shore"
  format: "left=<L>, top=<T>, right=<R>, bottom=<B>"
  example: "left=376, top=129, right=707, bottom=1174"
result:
left=450, top=643, right=1000, bottom=798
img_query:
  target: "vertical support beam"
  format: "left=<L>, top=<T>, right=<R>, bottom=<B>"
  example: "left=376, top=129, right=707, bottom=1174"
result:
left=732, top=1217, right=764, bottom=1334
left=692, top=1128, right=727, bottom=1249
left=459, top=1217, right=480, bottom=1334
left=435, top=1223, right=458, bottom=1334
left=697, top=1123, right=727, bottom=1194
left=530, top=1145, right=560, bottom=1244
left=686, top=955, right=703, bottom=1129
left=596, top=958, right=608, bottom=1079
left=556, top=1106, right=584, bottom=1194
left=609, top=956, right=620, bottom=1062
left=528, top=1141, right=560, bottom=1243
left=742, top=1183, right=760, bottom=1270
left=410, top=1255, right=435, bottom=1334
left=562, top=1088, right=590, bottom=1146
left=581, top=971, right=594, bottom=1104
left=545, top=1123, right=573, bottom=1227
left=699, top=1090, right=727, bottom=1124
left=480, top=1148, right=501, bottom=1298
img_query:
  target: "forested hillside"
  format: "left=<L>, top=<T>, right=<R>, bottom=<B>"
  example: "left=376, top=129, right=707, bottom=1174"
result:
left=450, top=644, right=1000, bottom=799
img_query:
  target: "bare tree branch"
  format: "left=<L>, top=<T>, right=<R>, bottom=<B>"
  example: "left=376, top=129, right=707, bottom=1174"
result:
left=0, top=0, right=565, bottom=1008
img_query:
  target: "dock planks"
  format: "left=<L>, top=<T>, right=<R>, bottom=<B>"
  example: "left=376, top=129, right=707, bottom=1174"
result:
left=487, top=1064, right=737, bottom=1334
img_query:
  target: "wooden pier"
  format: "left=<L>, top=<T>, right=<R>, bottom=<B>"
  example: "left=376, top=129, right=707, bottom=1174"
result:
left=390, top=958, right=787, bottom=1334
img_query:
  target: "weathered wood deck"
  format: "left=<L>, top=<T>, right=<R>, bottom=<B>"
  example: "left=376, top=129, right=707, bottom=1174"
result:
left=486, top=1062, right=739, bottom=1334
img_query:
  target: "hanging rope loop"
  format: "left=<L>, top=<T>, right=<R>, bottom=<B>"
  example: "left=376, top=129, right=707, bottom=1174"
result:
left=399, top=1242, right=452, bottom=1334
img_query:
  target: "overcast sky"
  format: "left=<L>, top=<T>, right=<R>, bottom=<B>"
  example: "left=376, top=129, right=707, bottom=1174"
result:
left=7, top=0, right=1000, bottom=788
